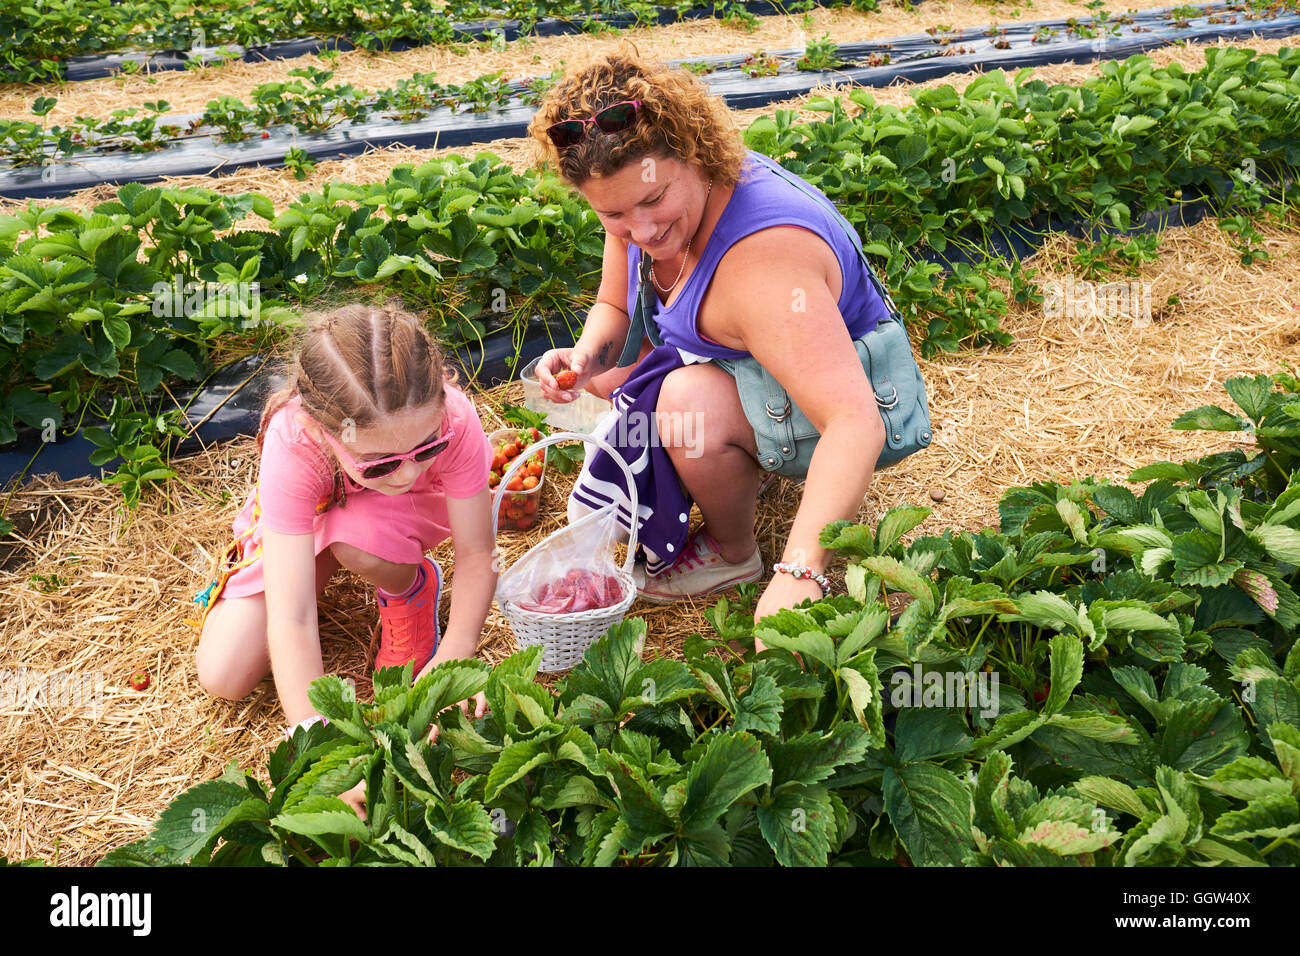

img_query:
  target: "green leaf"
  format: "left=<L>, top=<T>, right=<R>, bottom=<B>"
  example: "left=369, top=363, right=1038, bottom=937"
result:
left=1045, top=635, right=1084, bottom=716
left=1158, top=699, right=1250, bottom=776
left=1056, top=499, right=1088, bottom=544
left=559, top=618, right=649, bottom=714
left=145, top=780, right=251, bottom=863
left=1251, top=525, right=1300, bottom=564
left=972, top=750, right=1015, bottom=840
left=766, top=724, right=872, bottom=789
left=426, top=800, right=497, bottom=860
left=272, top=795, right=369, bottom=843
left=1171, top=404, right=1245, bottom=432
left=1223, top=374, right=1275, bottom=423
left=753, top=628, right=837, bottom=671
left=1003, top=591, right=1080, bottom=632
left=1196, top=756, right=1292, bottom=802
left=733, top=674, right=783, bottom=736
left=1209, top=794, right=1300, bottom=841
left=1171, top=530, right=1242, bottom=588
left=1269, top=723, right=1300, bottom=789
left=757, top=784, right=836, bottom=866
left=1016, top=797, right=1118, bottom=855
left=861, top=555, right=936, bottom=615
left=875, top=504, right=932, bottom=554
left=894, top=708, right=973, bottom=764
left=1072, top=776, right=1151, bottom=819
left=839, top=655, right=885, bottom=746
left=680, top=732, right=771, bottom=829
left=882, top=763, right=975, bottom=866
left=484, top=735, right=553, bottom=801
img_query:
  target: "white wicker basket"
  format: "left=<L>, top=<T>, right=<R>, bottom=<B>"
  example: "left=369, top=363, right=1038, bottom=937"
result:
left=492, top=431, right=639, bottom=673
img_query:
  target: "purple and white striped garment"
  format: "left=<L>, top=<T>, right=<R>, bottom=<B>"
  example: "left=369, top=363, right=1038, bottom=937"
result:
left=567, top=343, right=695, bottom=577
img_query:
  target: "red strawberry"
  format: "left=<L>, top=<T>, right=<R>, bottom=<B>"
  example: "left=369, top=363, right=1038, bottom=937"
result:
left=130, top=670, right=150, bottom=691
left=555, top=368, right=578, bottom=390
left=261, top=131, right=270, bottom=139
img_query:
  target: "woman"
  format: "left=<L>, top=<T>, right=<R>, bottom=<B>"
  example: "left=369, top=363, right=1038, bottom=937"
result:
left=527, top=45, right=891, bottom=626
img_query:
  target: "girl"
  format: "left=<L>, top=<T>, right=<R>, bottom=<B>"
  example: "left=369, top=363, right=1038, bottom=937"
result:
left=194, top=304, right=494, bottom=741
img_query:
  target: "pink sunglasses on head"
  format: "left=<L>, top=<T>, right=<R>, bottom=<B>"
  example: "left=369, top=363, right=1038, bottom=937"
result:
left=546, top=100, right=644, bottom=149
left=318, top=425, right=455, bottom=481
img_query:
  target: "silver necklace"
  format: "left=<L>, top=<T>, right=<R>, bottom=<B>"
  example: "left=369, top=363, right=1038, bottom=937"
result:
left=650, top=179, right=713, bottom=294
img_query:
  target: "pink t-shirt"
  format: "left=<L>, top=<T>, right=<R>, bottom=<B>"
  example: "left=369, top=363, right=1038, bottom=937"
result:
left=256, top=385, right=491, bottom=535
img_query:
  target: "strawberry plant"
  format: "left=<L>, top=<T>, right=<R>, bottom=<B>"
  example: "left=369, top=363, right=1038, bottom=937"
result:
left=105, top=372, right=1300, bottom=865
left=283, top=147, right=316, bottom=182
left=796, top=34, right=845, bottom=71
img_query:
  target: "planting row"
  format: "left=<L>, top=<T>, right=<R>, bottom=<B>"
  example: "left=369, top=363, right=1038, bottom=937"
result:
left=1, top=45, right=1296, bottom=505
left=93, top=372, right=1300, bottom=866
left=6, top=1, right=1300, bottom=201
left=5, top=0, right=873, bottom=84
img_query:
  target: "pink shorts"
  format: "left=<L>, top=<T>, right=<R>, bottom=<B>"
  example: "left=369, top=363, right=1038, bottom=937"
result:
left=195, top=479, right=454, bottom=622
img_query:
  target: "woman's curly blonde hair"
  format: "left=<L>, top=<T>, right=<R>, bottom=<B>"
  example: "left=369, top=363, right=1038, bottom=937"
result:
left=527, top=42, right=749, bottom=188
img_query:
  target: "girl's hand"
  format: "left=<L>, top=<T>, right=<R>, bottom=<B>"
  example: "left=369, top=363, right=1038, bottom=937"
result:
left=537, top=347, right=591, bottom=402
left=341, top=780, right=366, bottom=820
left=753, top=573, right=825, bottom=655
left=427, top=691, right=490, bottom=744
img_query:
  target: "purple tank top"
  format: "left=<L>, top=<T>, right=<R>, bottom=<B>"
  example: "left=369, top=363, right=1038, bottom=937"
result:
left=623, top=150, right=889, bottom=360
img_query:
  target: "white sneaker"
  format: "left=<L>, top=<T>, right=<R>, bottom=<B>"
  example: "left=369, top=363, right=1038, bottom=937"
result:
left=634, top=529, right=763, bottom=604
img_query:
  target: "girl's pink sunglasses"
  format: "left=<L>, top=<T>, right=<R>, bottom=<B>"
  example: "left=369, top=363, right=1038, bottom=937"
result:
left=319, top=425, right=454, bottom=481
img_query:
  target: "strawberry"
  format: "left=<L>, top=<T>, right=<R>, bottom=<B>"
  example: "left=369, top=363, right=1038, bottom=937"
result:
left=130, top=670, right=150, bottom=691
left=522, top=475, right=538, bottom=490
left=507, top=476, right=524, bottom=491
left=517, top=516, right=535, bottom=530
left=523, top=497, right=538, bottom=514
left=261, top=131, right=270, bottom=139
left=556, top=368, right=578, bottom=390
left=529, top=427, right=541, bottom=441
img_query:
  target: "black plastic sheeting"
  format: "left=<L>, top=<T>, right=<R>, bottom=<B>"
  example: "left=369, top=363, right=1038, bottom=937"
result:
left=686, top=2, right=1300, bottom=107
left=60, top=0, right=853, bottom=82
left=9, top=2, right=1300, bottom=201
left=0, top=320, right=578, bottom=484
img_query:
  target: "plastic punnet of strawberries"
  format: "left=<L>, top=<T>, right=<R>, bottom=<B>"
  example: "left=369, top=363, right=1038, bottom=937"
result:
left=516, top=568, right=625, bottom=614
left=490, top=426, right=545, bottom=530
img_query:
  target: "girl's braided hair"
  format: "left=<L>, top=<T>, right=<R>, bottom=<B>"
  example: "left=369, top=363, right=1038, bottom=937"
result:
left=257, top=303, right=457, bottom=503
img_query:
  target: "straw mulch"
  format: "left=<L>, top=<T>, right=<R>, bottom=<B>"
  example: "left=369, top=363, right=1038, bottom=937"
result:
left=0, top=0, right=1182, bottom=121
left=4, top=32, right=1295, bottom=221
left=2, top=198, right=1296, bottom=865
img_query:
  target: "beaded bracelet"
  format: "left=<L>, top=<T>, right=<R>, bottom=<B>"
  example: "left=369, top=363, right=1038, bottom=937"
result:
left=773, top=562, right=831, bottom=596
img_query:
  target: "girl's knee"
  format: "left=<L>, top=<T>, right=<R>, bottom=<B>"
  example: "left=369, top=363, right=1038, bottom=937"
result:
left=195, top=602, right=267, bottom=700
left=196, top=646, right=260, bottom=701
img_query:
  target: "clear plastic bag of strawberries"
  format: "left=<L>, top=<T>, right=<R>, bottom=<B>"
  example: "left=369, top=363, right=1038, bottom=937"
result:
left=496, top=504, right=627, bottom=614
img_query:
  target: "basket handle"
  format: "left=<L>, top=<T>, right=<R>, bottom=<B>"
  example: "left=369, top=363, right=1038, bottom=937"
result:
left=491, top=430, right=641, bottom=576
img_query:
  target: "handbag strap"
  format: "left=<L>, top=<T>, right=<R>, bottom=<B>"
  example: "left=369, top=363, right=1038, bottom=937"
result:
left=616, top=252, right=662, bottom=368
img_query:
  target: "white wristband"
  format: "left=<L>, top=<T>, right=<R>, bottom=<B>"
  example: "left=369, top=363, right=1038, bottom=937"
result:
left=284, top=714, right=325, bottom=740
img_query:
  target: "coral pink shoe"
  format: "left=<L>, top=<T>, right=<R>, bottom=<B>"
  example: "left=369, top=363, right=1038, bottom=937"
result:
left=633, top=529, right=762, bottom=604
left=374, top=556, right=442, bottom=673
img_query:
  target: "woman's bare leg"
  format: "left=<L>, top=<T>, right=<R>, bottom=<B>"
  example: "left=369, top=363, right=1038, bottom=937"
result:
left=655, top=363, right=764, bottom=564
